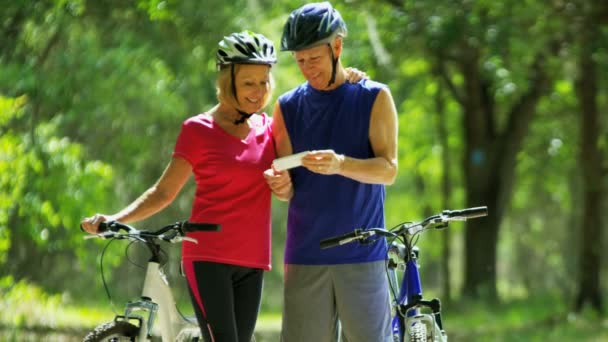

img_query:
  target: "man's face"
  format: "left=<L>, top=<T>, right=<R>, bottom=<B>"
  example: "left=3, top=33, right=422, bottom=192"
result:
left=293, top=44, right=334, bottom=90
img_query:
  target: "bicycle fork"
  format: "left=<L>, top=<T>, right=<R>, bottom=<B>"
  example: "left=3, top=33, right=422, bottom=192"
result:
left=390, top=258, right=447, bottom=341
left=118, top=261, right=191, bottom=341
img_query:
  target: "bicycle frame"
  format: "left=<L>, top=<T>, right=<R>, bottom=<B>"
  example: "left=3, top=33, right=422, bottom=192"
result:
left=120, top=259, right=198, bottom=341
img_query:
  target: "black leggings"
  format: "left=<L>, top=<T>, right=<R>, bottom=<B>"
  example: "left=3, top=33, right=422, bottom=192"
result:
left=186, top=261, right=263, bottom=342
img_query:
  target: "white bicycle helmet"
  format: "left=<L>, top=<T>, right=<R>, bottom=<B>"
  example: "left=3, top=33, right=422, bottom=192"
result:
left=216, top=31, right=277, bottom=66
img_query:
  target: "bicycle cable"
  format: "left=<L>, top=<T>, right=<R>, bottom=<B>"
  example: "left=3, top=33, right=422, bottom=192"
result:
left=385, top=234, right=404, bottom=302
left=99, top=232, right=164, bottom=315
left=99, top=237, right=121, bottom=315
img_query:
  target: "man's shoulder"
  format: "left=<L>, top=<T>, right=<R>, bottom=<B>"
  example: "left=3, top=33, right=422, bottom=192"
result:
left=341, top=79, right=388, bottom=101
left=353, top=79, right=388, bottom=92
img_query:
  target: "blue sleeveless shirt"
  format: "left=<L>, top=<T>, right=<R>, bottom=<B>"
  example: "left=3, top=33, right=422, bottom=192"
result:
left=279, top=79, right=388, bottom=264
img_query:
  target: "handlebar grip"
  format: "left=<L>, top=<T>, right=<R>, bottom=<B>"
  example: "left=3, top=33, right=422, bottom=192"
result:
left=182, top=222, right=221, bottom=233
left=97, top=222, right=109, bottom=232
left=444, top=206, right=488, bottom=219
left=320, top=230, right=359, bottom=249
left=79, top=222, right=110, bottom=233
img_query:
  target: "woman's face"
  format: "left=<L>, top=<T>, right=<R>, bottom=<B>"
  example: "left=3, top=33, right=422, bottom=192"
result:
left=234, top=64, right=271, bottom=113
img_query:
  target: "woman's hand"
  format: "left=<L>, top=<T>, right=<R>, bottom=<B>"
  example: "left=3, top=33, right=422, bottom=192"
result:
left=345, top=67, right=369, bottom=83
left=264, top=168, right=293, bottom=201
left=80, top=213, right=112, bottom=234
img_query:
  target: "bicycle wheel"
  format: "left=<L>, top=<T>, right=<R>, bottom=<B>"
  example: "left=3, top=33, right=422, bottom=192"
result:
left=408, top=321, right=427, bottom=342
left=83, top=320, right=139, bottom=342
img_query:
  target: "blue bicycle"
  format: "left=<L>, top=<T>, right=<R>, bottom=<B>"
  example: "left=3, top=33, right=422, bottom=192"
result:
left=320, top=206, right=488, bottom=342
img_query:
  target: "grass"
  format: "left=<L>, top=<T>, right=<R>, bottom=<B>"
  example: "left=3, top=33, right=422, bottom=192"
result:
left=444, top=296, right=608, bottom=341
left=1, top=277, right=607, bottom=341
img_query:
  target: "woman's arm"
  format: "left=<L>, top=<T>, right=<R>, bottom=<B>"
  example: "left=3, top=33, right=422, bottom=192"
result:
left=81, top=157, right=192, bottom=233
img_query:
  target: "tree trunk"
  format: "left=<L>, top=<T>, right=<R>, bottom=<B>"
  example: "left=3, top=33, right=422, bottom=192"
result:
left=458, top=49, right=552, bottom=300
left=434, top=79, right=452, bottom=301
left=574, top=4, right=604, bottom=313
left=458, top=49, right=500, bottom=299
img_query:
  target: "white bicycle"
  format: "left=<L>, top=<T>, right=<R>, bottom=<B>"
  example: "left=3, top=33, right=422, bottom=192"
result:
left=82, top=220, right=220, bottom=342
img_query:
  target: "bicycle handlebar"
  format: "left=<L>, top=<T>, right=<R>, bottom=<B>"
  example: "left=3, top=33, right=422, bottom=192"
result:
left=319, top=228, right=396, bottom=249
left=85, top=221, right=221, bottom=243
left=320, top=206, right=488, bottom=249
left=319, top=229, right=365, bottom=249
left=181, top=222, right=222, bottom=233
left=442, top=206, right=487, bottom=219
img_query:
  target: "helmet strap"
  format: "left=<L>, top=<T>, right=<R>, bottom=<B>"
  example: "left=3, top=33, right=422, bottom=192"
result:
left=234, top=110, right=254, bottom=125
left=231, top=64, right=238, bottom=104
left=327, top=43, right=338, bottom=87
left=229, top=64, right=254, bottom=125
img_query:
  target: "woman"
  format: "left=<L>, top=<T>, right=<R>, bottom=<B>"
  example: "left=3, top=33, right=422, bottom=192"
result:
left=81, top=31, right=288, bottom=342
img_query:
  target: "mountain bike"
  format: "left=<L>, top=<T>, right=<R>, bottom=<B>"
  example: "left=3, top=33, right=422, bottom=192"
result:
left=82, top=220, right=220, bottom=342
left=320, top=206, right=488, bottom=342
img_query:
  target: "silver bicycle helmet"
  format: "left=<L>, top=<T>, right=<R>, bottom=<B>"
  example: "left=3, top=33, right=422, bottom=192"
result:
left=280, top=2, right=347, bottom=52
left=216, top=31, right=277, bottom=66
left=216, top=31, right=277, bottom=125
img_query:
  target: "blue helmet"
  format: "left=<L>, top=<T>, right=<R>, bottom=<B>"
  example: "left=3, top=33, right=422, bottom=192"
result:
left=281, top=2, right=347, bottom=52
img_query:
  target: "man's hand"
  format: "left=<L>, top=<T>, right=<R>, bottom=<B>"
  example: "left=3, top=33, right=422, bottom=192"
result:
left=301, top=150, right=345, bottom=175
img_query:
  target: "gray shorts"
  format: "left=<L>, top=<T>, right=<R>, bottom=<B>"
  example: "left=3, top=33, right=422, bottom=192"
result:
left=280, top=261, right=392, bottom=342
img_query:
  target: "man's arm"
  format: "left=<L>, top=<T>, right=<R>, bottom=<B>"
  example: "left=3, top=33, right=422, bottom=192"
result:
left=301, top=87, right=398, bottom=185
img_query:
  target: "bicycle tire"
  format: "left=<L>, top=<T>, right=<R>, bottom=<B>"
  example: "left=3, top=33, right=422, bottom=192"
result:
left=408, top=321, right=427, bottom=342
left=83, top=320, right=139, bottom=342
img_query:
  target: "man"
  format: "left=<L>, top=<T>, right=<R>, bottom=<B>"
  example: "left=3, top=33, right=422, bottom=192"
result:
left=267, top=2, right=399, bottom=342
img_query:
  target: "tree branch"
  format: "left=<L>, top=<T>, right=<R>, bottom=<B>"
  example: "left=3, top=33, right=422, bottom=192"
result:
left=0, top=7, right=26, bottom=60
left=382, top=0, right=405, bottom=8
left=480, top=78, right=496, bottom=138
left=434, top=58, right=465, bottom=107
left=493, top=51, right=552, bottom=213
left=35, top=26, right=62, bottom=68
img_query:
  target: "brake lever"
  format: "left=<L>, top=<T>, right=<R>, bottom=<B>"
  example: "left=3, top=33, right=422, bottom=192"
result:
left=182, top=236, right=198, bottom=244
left=445, top=216, right=467, bottom=222
left=83, top=231, right=119, bottom=240
left=162, top=234, right=198, bottom=244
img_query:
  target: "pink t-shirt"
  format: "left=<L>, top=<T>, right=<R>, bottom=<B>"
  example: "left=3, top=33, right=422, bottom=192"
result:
left=173, top=113, right=275, bottom=270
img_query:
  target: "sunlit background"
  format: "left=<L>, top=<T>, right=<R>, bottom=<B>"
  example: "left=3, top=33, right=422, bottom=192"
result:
left=1, top=0, right=607, bottom=340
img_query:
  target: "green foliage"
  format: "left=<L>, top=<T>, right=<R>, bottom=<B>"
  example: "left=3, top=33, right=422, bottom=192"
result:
left=0, top=0, right=606, bottom=331
left=448, top=295, right=608, bottom=341
left=0, top=93, right=116, bottom=295
left=3, top=289, right=607, bottom=341
left=0, top=276, right=62, bottom=327
left=0, top=275, right=110, bottom=333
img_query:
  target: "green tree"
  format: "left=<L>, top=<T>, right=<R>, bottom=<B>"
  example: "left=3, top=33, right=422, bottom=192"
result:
left=365, top=0, right=575, bottom=300
left=573, top=0, right=607, bottom=314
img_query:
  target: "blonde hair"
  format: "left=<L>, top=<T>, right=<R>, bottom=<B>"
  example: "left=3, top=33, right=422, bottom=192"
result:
left=216, top=64, right=275, bottom=112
